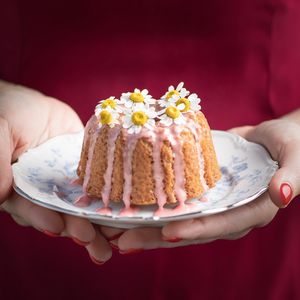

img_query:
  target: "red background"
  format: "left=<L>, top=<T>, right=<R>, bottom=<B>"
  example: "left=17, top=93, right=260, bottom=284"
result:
left=1, top=0, right=300, bottom=299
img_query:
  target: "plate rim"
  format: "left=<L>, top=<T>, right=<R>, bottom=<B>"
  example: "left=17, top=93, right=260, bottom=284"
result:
left=12, top=130, right=278, bottom=226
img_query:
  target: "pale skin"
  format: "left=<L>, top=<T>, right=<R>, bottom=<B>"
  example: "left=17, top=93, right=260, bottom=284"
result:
left=1, top=80, right=300, bottom=259
left=0, top=81, right=113, bottom=264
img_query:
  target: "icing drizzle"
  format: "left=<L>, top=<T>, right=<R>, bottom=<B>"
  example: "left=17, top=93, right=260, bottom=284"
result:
left=82, top=112, right=207, bottom=211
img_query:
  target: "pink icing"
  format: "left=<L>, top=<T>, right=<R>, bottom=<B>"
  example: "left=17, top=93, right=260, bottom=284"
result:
left=96, top=207, right=113, bottom=215
left=168, top=125, right=187, bottom=204
left=101, top=125, right=122, bottom=207
left=83, top=126, right=101, bottom=193
left=122, top=129, right=139, bottom=208
left=153, top=201, right=199, bottom=218
left=184, top=118, right=208, bottom=192
left=69, top=178, right=82, bottom=186
left=119, top=206, right=140, bottom=217
left=74, top=194, right=93, bottom=207
left=151, top=128, right=167, bottom=209
left=82, top=112, right=208, bottom=213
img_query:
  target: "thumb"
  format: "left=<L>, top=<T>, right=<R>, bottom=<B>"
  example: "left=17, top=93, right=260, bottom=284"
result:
left=245, top=120, right=300, bottom=208
left=267, top=142, right=300, bottom=208
left=227, top=125, right=254, bottom=138
left=0, top=118, right=13, bottom=204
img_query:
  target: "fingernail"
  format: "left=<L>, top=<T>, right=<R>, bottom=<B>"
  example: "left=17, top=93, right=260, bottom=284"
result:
left=43, top=230, right=60, bottom=238
left=109, top=242, right=119, bottom=250
left=162, top=236, right=182, bottom=243
left=280, top=183, right=293, bottom=206
left=72, top=237, right=90, bottom=246
left=119, top=249, right=143, bottom=255
left=107, top=232, right=123, bottom=242
left=89, top=254, right=105, bottom=266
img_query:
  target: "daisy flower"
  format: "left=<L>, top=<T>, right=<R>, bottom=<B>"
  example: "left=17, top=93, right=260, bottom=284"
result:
left=120, top=88, right=155, bottom=108
left=158, top=103, right=186, bottom=126
left=98, top=107, right=120, bottom=128
left=123, top=105, right=157, bottom=134
left=95, top=96, right=122, bottom=116
left=174, top=93, right=201, bottom=112
left=158, top=82, right=190, bottom=107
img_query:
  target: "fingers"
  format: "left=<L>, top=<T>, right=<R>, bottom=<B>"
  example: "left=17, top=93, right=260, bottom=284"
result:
left=62, top=214, right=96, bottom=245
left=86, top=227, right=112, bottom=264
left=268, top=143, right=300, bottom=208
left=245, top=120, right=300, bottom=208
left=162, top=193, right=277, bottom=241
left=10, top=214, right=30, bottom=227
left=2, top=193, right=113, bottom=265
left=117, top=227, right=178, bottom=251
left=111, top=225, right=251, bottom=251
left=99, top=226, right=125, bottom=241
left=227, top=125, right=253, bottom=138
left=2, top=193, right=65, bottom=234
left=0, top=117, right=12, bottom=203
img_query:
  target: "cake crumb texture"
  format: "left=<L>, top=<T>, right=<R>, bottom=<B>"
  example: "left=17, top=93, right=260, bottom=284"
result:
left=131, top=138, right=156, bottom=205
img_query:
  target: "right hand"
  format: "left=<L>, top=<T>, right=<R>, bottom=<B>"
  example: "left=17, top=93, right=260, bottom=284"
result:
left=0, top=80, right=113, bottom=265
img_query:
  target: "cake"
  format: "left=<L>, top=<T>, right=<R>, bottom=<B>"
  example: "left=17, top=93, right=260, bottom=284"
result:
left=77, top=82, right=221, bottom=209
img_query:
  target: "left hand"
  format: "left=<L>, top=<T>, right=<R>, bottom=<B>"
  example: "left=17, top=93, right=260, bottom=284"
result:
left=111, top=119, right=300, bottom=252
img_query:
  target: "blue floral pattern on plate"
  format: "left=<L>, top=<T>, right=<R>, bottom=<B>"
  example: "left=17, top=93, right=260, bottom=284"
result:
left=12, top=130, right=278, bottom=228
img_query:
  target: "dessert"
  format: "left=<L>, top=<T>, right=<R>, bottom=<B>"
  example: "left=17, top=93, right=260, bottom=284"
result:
left=77, top=83, right=221, bottom=209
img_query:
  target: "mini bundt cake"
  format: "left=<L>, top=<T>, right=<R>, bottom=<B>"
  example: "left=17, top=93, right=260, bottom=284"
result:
left=77, top=83, right=221, bottom=208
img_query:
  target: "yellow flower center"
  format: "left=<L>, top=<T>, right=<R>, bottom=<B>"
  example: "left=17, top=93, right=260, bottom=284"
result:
left=101, top=99, right=116, bottom=109
left=166, top=106, right=180, bottom=119
left=131, top=111, right=148, bottom=126
left=130, top=92, right=144, bottom=103
left=176, top=98, right=190, bottom=112
left=166, top=90, right=179, bottom=99
left=100, top=110, right=113, bottom=125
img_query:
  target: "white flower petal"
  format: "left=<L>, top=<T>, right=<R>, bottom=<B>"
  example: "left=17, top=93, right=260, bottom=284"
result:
left=133, top=103, right=145, bottom=110
left=176, top=82, right=184, bottom=91
left=128, top=127, right=135, bottom=134
left=174, top=117, right=185, bottom=125
left=190, top=103, right=201, bottom=111
left=147, top=119, right=156, bottom=127
left=170, top=95, right=180, bottom=101
left=163, top=117, right=173, bottom=126
left=168, top=85, right=174, bottom=92
left=145, top=98, right=155, bottom=105
left=158, top=99, right=167, bottom=107
left=146, top=109, right=157, bottom=119
left=141, top=89, right=149, bottom=96
left=134, top=88, right=140, bottom=93
left=188, top=93, right=198, bottom=101
left=157, top=108, right=166, bottom=115
left=180, top=89, right=190, bottom=98
left=134, top=125, right=142, bottom=134
left=144, top=123, right=153, bottom=130
left=124, top=101, right=133, bottom=108
left=115, top=107, right=123, bottom=113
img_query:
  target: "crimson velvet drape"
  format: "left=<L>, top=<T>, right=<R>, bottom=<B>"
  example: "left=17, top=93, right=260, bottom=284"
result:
left=1, top=0, right=300, bottom=299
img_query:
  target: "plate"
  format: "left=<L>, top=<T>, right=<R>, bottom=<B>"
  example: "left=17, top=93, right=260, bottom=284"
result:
left=12, top=130, right=278, bottom=228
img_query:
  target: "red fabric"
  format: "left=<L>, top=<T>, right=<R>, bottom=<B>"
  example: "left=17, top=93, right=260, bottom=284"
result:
left=1, top=0, right=300, bottom=299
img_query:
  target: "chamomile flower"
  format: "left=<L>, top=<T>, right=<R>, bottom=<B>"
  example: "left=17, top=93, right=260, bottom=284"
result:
left=98, top=107, right=120, bottom=128
left=123, top=105, right=157, bottom=134
left=158, top=103, right=186, bottom=126
left=158, top=82, right=190, bottom=107
left=95, top=96, right=122, bottom=116
left=174, top=93, right=201, bottom=112
left=120, top=88, right=155, bottom=108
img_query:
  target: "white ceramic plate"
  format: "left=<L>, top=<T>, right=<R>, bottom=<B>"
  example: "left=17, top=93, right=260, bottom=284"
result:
left=12, top=130, right=278, bottom=228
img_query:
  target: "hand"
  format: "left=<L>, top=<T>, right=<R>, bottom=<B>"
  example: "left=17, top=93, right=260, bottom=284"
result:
left=0, top=81, right=112, bottom=264
left=112, top=119, right=300, bottom=251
